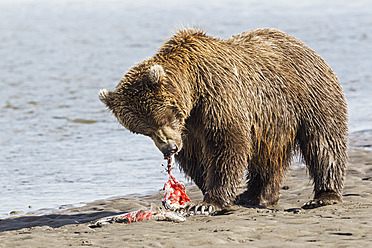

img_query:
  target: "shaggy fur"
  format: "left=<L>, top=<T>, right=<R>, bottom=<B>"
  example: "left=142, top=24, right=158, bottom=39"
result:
left=99, top=28, right=348, bottom=209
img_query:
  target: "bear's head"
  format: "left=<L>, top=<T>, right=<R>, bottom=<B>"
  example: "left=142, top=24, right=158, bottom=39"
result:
left=99, top=62, right=184, bottom=158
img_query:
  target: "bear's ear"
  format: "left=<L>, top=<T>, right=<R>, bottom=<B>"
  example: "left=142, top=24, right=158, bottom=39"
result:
left=149, top=64, right=165, bottom=84
left=99, top=89, right=113, bottom=108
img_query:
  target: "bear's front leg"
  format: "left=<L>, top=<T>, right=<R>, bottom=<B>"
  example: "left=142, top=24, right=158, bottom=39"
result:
left=189, top=149, right=246, bottom=213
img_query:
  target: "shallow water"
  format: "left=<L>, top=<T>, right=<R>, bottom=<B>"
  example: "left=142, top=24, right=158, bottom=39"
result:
left=0, top=0, right=371, bottom=218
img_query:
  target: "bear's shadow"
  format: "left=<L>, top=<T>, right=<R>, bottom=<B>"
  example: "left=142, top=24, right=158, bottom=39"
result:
left=0, top=211, right=123, bottom=232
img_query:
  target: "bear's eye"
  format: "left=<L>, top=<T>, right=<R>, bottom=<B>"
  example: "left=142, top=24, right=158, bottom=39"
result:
left=156, top=110, right=172, bottom=127
left=168, top=115, right=176, bottom=126
left=158, top=119, right=167, bottom=127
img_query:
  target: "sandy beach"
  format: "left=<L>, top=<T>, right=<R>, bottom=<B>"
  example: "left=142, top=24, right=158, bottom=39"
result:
left=1, top=132, right=371, bottom=247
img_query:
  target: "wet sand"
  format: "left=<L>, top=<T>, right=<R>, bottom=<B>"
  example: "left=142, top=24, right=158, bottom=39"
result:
left=1, top=0, right=371, bottom=220
left=1, top=133, right=371, bottom=247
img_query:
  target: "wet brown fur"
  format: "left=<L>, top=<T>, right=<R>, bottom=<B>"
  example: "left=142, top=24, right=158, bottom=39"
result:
left=100, top=28, right=348, bottom=209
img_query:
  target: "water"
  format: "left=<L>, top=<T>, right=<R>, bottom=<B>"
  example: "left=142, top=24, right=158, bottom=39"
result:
left=0, top=0, right=371, bottom=218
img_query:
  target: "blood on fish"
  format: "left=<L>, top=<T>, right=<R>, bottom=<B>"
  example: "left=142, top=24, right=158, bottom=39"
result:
left=162, top=156, right=191, bottom=209
left=114, top=209, right=154, bottom=224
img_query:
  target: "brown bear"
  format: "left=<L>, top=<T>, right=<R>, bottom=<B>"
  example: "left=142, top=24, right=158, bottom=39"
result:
left=99, top=28, right=348, bottom=211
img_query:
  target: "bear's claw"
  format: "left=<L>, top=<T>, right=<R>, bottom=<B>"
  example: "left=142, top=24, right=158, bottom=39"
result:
left=302, top=191, right=342, bottom=209
left=185, top=202, right=217, bottom=216
left=162, top=201, right=216, bottom=216
left=301, top=200, right=327, bottom=209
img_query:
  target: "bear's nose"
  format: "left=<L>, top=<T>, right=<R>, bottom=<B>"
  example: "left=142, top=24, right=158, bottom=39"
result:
left=161, top=143, right=178, bottom=158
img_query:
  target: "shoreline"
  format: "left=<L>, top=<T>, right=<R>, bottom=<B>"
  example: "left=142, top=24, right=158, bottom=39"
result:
left=2, top=130, right=370, bottom=220
left=1, top=133, right=371, bottom=247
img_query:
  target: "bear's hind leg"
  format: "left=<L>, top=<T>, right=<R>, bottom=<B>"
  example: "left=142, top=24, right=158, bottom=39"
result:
left=237, top=141, right=292, bottom=207
left=237, top=166, right=281, bottom=207
left=298, top=133, right=347, bottom=209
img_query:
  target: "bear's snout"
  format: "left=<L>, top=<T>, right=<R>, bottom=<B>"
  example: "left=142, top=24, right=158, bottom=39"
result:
left=161, top=142, right=178, bottom=159
left=152, top=127, right=182, bottom=158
